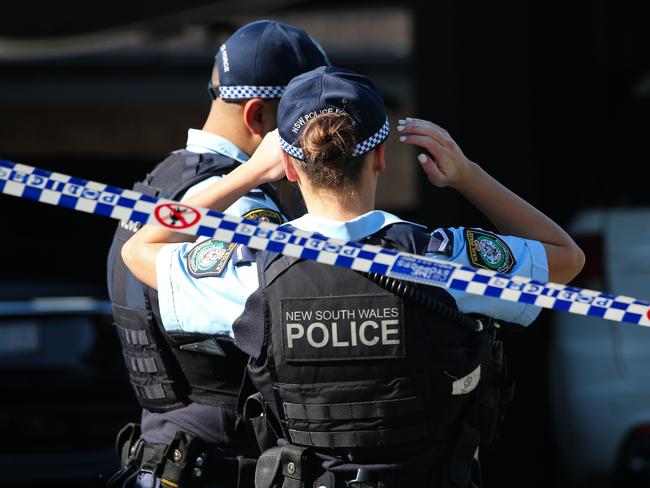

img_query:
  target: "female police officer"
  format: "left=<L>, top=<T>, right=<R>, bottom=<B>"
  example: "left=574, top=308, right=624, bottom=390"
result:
left=123, top=66, right=584, bottom=487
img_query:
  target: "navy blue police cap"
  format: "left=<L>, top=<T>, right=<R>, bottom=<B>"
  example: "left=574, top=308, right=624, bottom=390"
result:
left=208, top=20, right=330, bottom=101
left=278, top=66, right=390, bottom=161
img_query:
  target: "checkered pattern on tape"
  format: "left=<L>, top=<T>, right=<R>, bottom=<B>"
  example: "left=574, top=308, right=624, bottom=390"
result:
left=352, top=118, right=390, bottom=157
left=0, top=159, right=157, bottom=225
left=2, top=159, right=650, bottom=327
left=444, top=265, right=650, bottom=324
left=199, top=215, right=400, bottom=273
left=204, top=224, right=650, bottom=326
left=218, top=85, right=285, bottom=99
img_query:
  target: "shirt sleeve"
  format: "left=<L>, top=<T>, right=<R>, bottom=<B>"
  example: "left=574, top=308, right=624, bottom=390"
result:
left=425, top=227, right=549, bottom=326
left=156, top=177, right=284, bottom=334
left=156, top=240, right=261, bottom=335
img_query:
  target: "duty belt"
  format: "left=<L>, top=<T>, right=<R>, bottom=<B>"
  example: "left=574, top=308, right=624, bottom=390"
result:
left=254, top=444, right=481, bottom=488
left=109, top=423, right=256, bottom=488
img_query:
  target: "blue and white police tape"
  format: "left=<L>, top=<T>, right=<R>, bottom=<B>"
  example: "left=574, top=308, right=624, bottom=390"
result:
left=2, top=159, right=649, bottom=327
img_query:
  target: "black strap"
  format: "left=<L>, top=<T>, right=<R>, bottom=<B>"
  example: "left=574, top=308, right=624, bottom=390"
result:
left=283, top=396, right=424, bottom=421
left=181, top=152, right=203, bottom=183
left=133, top=383, right=166, bottom=401
left=288, top=423, right=434, bottom=449
left=114, top=324, right=150, bottom=346
left=448, top=422, right=480, bottom=488
left=123, top=354, right=158, bottom=373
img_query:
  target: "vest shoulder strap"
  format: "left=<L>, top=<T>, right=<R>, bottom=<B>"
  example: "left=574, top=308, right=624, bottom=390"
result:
left=144, top=149, right=240, bottom=200
left=368, top=222, right=431, bottom=255
left=146, top=149, right=293, bottom=219
left=258, top=223, right=429, bottom=289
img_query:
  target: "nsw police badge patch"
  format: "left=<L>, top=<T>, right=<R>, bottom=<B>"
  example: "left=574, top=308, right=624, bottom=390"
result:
left=187, top=239, right=238, bottom=278
left=464, top=229, right=515, bottom=273
left=242, top=208, right=283, bottom=224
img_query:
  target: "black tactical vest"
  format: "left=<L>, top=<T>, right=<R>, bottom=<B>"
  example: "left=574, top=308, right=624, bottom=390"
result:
left=107, top=149, right=287, bottom=413
left=247, top=223, right=491, bottom=458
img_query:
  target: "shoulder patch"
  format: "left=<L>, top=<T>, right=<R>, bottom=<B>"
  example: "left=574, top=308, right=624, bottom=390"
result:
left=186, top=209, right=282, bottom=278
left=187, top=239, right=238, bottom=278
left=243, top=208, right=283, bottom=224
left=427, top=228, right=454, bottom=257
left=464, top=228, right=516, bottom=273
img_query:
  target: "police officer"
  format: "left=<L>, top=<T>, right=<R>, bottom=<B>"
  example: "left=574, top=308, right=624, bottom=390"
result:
left=122, top=66, right=584, bottom=487
left=106, top=20, right=329, bottom=488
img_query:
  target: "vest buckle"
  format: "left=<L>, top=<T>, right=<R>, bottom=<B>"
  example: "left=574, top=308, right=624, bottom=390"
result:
left=347, top=469, right=377, bottom=488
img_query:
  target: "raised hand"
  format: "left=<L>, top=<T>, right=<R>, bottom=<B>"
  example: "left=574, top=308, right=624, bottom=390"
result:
left=248, top=129, right=287, bottom=184
left=397, top=117, right=472, bottom=189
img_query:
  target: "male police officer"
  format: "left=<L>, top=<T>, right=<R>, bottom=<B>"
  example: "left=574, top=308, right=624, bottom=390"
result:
left=105, top=20, right=329, bottom=488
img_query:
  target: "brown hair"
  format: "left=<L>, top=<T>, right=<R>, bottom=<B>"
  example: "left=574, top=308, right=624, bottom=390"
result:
left=293, top=113, right=369, bottom=196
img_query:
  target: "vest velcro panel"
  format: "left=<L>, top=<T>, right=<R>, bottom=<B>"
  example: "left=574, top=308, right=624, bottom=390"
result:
left=111, top=303, right=187, bottom=410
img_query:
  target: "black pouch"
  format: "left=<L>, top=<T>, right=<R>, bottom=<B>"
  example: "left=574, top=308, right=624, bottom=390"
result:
left=159, top=430, right=203, bottom=487
left=115, top=422, right=143, bottom=468
left=236, top=455, right=258, bottom=488
left=254, top=445, right=312, bottom=488
left=243, top=392, right=281, bottom=453
left=104, top=423, right=143, bottom=487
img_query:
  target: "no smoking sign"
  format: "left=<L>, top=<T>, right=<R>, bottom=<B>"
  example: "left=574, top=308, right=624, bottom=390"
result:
left=154, top=203, right=201, bottom=229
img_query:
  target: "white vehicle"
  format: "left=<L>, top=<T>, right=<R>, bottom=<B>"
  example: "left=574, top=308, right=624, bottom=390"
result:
left=548, top=208, right=650, bottom=488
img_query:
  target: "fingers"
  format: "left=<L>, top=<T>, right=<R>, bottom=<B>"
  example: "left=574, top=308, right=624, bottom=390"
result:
left=417, top=153, right=447, bottom=188
left=396, top=117, right=465, bottom=188
left=397, top=118, right=455, bottom=148
left=398, top=133, right=445, bottom=161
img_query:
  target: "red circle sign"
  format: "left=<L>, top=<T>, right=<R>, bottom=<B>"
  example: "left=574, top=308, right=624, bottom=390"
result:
left=154, top=203, right=201, bottom=229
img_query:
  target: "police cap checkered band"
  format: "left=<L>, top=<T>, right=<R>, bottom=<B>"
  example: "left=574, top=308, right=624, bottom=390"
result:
left=218, top=85, right=285, bottom=100
left=278, top=66, right=389, bottom=159
left=279, top=118, right=390, bottom=161
left=352, top=118, right=390, bottom=157
left=279, top=137, right=304, bottom=160
left=209, top=20, right=330, bottom=100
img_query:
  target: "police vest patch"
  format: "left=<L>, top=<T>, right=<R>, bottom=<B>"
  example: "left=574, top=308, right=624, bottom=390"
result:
left=187, top=208, right=283, bottom=278
left=243, top=208, right=283, bottom=224
left=464, top=229, right=515, bottom=273
left=187, top=239, right=238, bottom=278
left=281, top=294, right=405, bottom=362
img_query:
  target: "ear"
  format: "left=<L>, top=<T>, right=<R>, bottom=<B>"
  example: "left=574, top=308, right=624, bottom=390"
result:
left=372, top=143, right=386, bottom=173
left=242, top=98, right=267, bottom=136
left=281, top=151, right=301, bottom=182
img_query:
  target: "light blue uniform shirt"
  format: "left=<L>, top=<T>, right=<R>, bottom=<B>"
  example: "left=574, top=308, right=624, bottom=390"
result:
left=428, top=227, right=548, bottom=325
left=158, top=209, right=548, bottom=333
left=156, top=129, right=282, bottom=334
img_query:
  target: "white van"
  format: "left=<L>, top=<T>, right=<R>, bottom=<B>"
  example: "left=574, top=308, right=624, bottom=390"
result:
left=548, top=208, right=650, bottom=487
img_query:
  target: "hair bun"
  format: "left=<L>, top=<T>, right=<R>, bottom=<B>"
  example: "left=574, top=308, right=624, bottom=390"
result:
left=294, top=112, right=369, bottom=195
left=302, top=113, right=356, bottom=164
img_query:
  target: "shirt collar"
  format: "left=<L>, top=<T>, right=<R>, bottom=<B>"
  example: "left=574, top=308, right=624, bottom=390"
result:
left=185, top=129, right=249, bottom=163
left=287, top=210, right=424, bottom=242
